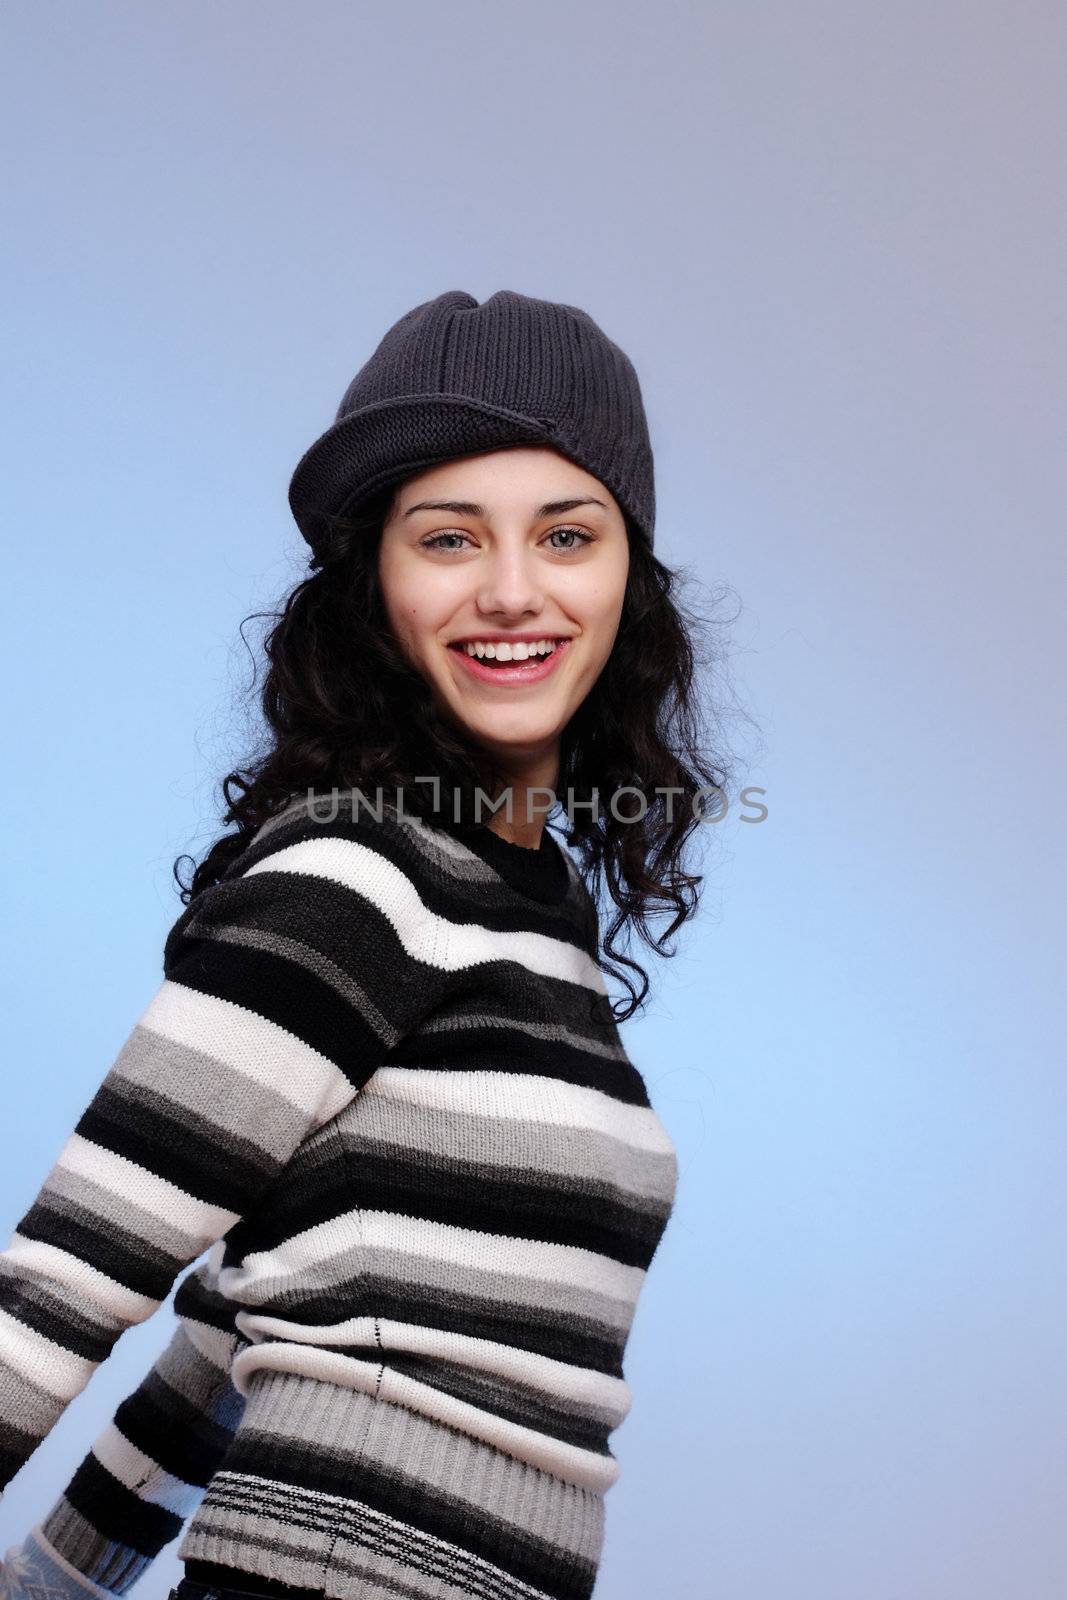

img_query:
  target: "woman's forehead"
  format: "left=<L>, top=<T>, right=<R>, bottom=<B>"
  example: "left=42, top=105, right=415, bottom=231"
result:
left=393, top=447, right=613, bottom=510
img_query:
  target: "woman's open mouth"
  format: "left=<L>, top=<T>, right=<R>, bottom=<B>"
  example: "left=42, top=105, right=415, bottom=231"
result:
left=447, top=636, right=571, bottom=685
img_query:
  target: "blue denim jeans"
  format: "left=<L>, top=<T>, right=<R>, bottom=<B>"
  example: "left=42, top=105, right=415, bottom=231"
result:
left=1, top=1526, right=113, bottom=1599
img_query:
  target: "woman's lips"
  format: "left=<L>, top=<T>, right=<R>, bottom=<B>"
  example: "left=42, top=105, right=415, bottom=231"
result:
left=448, top=638, right=571, bottom=685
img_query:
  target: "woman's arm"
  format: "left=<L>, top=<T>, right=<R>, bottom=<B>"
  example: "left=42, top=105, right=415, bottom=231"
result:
left=46, top=1314, right=241, bottom=1594
left=0, top=817, right=445, bottom=1499
left=2, top=1314, right=243, bottom=1597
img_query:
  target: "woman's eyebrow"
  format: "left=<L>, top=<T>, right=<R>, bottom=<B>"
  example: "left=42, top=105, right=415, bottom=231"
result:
left=402, top=496, right=607, bottom=519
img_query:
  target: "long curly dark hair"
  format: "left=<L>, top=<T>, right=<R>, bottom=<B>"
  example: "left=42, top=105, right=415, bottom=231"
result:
left=173, top=480, right=748, bottom=1020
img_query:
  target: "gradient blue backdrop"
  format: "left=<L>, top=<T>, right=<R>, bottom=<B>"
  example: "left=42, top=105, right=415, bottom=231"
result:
left=3, top=3, right=1065, bottom=1597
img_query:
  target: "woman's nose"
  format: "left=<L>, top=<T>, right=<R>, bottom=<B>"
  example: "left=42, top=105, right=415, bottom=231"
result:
left=475, top=551, right=545, bottom=617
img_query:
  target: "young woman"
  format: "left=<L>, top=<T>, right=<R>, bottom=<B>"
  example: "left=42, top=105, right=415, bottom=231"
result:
left=0, top=290, right=729, bottom=1600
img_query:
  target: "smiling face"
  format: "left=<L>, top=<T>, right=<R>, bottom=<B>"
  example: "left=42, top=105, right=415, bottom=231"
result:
left=377, top=446, right=631, bottom=785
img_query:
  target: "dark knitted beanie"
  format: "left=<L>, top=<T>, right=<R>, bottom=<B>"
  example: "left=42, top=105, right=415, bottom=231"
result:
left=288, top=289, right=656, bottom=554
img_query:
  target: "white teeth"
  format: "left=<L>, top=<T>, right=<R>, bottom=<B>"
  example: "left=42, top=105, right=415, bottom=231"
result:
left=461, top=639, right=560, bottom=660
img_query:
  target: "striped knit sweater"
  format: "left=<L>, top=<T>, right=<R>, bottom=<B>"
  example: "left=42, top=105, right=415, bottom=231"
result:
left=0, top=791, right=678, bottom=1600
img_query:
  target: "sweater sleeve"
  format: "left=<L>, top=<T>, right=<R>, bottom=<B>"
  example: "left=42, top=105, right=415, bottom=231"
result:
left=21, top=1316, right=245, bottom=1596
left=0, top=821, right=445, bottom=1497
left=0, top=1317, right=244, bottom=1599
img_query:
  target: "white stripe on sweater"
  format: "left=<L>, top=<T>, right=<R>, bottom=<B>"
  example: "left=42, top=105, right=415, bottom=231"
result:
left=227, top=1341, right=622, bottom=1490
left=88, top=1421, right=203, bottom=1514
left=56, top=1132, right=237, bottom=1246
left=0, top=1237, right=159, bottom=1324
left=0, top=1312, right=92, bottom=1401
left=367, top=1065, right=677, bottom=1154
left=137, top=979, right=357, bottom=1133
left=245, top=836, right=608, bottom=993
left=233, top=1309, right=632, bottom=1415
left=219, top=1207, right=645, bottom=1307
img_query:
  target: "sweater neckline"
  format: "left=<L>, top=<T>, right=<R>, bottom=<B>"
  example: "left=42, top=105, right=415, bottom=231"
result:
left=430, top=814, right=573, bottom=906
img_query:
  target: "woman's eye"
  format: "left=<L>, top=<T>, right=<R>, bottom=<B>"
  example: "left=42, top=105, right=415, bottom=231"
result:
left=546, top=525, right=594, bottom=551
left=420, top=530, right=470, bottom=551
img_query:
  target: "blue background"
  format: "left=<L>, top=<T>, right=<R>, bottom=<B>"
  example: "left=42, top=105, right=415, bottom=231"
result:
left=3, top=3, right=1065, bottom=1596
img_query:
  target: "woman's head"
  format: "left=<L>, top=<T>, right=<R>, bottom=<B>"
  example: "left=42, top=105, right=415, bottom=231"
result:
left=176, top=290, right=738, bottom=1018
left=377, top=444, right=630, bottom=792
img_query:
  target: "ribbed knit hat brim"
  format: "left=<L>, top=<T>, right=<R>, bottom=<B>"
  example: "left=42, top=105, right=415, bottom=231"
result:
left=288, top=290, right=656, bottom=552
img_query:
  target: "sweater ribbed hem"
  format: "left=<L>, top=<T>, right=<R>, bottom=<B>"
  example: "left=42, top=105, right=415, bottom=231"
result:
left=33, top=1504, right=150, bottom=1598
left=177, top=1369, right=604, bottom=1600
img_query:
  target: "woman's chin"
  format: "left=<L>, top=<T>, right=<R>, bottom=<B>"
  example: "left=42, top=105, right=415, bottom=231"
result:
left=451, top=714, right=564, bottom=764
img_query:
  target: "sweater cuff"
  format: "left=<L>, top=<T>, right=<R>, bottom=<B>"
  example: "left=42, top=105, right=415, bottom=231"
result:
left=1, top=1525, right=116, bottom=1599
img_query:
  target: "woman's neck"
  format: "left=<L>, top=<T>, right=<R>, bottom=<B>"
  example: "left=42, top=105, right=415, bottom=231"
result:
left=478, top=755, right=560, bottom=850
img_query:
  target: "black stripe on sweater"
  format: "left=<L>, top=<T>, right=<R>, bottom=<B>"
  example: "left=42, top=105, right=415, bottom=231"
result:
left=301, top=1274, right=628, bottom=1376
left=172, top=1265, right=246, bottom=1340
left=218, top=1137, right=356, bottom=1264
left=388, top=1019, right=653, bottom=1106
left=5, top=1197, right=178, bottom=1314
left=246, top=1141, right=668, bottom=1268
left=0, top=1268, right=114, bottom=1364
left=164, top=931, right=398, bottom=1092
left=226, top=804, right=590, bottom=948
left=0, top=1427, right=42, bottom=1490
left=60, top=1449, right=183, bottom=1556
left=75, top=1079, right=287, bottom=1219
left=112, top=1364, right=242, bottom=1489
